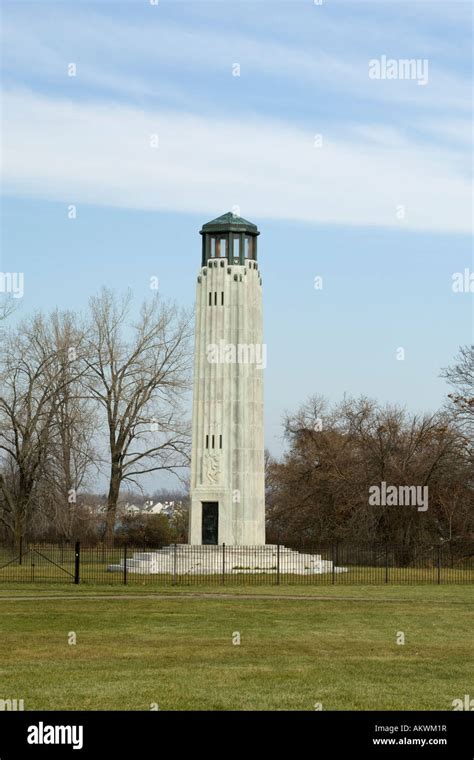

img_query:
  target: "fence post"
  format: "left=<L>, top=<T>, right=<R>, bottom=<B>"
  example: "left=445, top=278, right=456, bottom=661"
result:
left=19, top=536, right=22, bottom=566
left=123, top=544, right=128, bottom=586
left=222, top=543, right=226, bottom=585
left=173, top=543, right=177, bottom=586
left=74, top=541, right=80, bottom=585
left=437, top=545, right=441, bottom=585
left=332, top=544, right=336, bottom=585
left=385, top=545, right=389, bottom=584
left=276, top=543, right=280, bottom=586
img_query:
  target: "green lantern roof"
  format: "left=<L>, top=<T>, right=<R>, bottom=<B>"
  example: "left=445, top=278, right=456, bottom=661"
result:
left=200, top=212, right=259, bottom=235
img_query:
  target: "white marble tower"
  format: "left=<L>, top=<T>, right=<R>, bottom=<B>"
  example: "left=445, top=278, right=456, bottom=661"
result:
left=189, top=213, right=265, bottom=545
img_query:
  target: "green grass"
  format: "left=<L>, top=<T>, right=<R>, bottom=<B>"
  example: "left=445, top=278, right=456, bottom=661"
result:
left=0, top=585, right=472, bottom=710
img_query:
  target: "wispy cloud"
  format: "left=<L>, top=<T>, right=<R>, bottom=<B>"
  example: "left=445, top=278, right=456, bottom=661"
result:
left=1, top=2, right=471, bottom=233
left=3, top=89, right=471, bottom=232
left=2, top=6, right=471, bottom=113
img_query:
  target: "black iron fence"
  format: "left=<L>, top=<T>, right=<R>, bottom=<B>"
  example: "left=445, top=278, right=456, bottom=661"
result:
left=0, top=541, right=472, bottom=585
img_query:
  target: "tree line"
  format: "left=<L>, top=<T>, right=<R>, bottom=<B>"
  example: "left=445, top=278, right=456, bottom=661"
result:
left=0, top=289, right=471, bottom=553
left=265, top=346, right=473, bottom=555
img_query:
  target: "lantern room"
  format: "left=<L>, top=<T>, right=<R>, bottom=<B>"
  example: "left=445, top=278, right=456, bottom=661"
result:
left=200, top=211, right=260, bottom=266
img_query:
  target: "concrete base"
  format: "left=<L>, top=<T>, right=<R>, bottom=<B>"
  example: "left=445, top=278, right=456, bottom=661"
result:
left=108, top=544, right=347, bottom=575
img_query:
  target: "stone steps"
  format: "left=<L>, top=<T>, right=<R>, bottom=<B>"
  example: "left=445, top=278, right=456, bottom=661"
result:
left=107, top=545, right=347, bottom=575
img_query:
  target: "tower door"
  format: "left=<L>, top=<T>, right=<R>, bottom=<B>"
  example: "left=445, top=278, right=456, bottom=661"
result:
left=202, top=502, right=218, bottom=545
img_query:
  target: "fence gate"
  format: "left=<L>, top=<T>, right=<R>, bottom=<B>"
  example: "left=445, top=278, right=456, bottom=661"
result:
left=0, top=543, right=76, bottom=583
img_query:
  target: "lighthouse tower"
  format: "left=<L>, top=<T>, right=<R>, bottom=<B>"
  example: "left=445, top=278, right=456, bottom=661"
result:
left=107, top=213, right=344, bottom=572
left=189, top=212, right=265, bottom=545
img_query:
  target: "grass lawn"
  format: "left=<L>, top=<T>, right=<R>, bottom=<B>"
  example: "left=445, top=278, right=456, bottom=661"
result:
left=0, top=585, right=472, bottom=710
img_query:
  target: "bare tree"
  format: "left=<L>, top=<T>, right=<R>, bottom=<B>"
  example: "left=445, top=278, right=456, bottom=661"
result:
left=0, top=296, right=18, bottom=323
left=441, top=345, right=474, bottom=435
left=266, top=395, right=472, bottom=551
left=83, top=289, right=192, bottom=543
left=35, top=311, right=98, bottom=540
left=0, top=314, right=82, bottom=546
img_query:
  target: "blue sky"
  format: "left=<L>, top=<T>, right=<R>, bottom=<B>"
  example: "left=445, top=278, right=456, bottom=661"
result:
left=1, top=0, right=473, bottom=471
